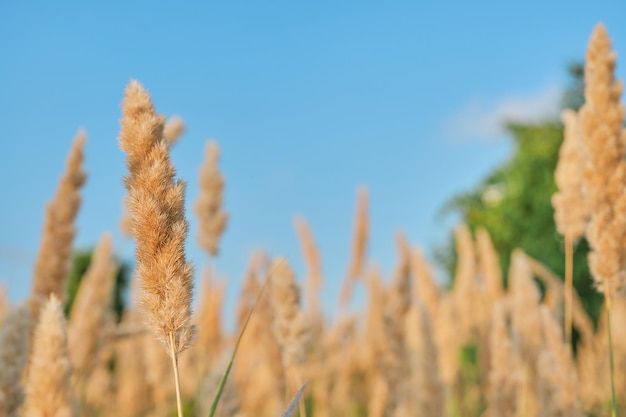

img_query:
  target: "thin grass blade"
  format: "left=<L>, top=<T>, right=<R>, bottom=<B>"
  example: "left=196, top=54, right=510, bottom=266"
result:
left=279, top=382, right=308, bottom=417
left=207, top=278, right=269, bottom=417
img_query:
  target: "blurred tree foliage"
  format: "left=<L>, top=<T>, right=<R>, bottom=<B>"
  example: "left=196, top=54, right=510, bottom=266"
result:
left=436, top=63, right=604, bottom=324
left=64, top=249, right=130, bottom=323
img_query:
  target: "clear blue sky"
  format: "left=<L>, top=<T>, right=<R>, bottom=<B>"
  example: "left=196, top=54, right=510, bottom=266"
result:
left=1, top=1, right=625, bottom=322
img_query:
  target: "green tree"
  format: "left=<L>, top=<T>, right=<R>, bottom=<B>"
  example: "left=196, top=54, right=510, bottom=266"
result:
left=65, top=249, right=130, bottom=323
left=437, top=63, right=604, bottom=324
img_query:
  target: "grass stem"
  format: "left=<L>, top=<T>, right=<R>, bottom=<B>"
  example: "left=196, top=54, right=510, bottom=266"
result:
left=605, top=288, right=617, bottom=417
left=170, top=332, right=184, bottom=417
left=564, top=237, right=574, bottom=344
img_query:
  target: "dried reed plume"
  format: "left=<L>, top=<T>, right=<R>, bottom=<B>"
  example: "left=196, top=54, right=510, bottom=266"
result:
left=29, top=132, right=87, bottom=318
left=476, top=228, right=503, bottom=303
left=234, top=256, right=284, bottom=417
left=552, top=109, right=588, bottom=243
left=374, top=238, right=412, bottom=415
left=294, top=216, right=324, bottom=323
left=120, top=116, right=185, bottom=237
left=552, top=109, right=588, bottom=343
left=409, top=247, right=440, bottom=323
left=21, top=295, right=76, bottom=417
left=114, top=311, right=151, bottom=417
left=68, top=233, right=116, bottom=380
left=163, top=116, right=186, bottom=146
left=118, top=80, right=194, bottom=416
left=269, top=258, right=309, bottom=417
left=404, top=305, right=444, bottom=417
left=452, top=223, right=478, bottom=341
left=119, top=80, right=194, bottom=354
left=341, top=187, right=369, bottom=305
left=536, top=306, right=584, bottom=417
left=0, top=304, right=31, bottom=417
left=192, top=270, right=226, bottom=376
left=580, top=24, right=626, bottom=295
left=269, top=258, right=310, bottom=370
left=509, top=250, right=542, bottom=361
left=195, top=140, right=228, bottom=257
left=488, top=302, right=520, bottom=417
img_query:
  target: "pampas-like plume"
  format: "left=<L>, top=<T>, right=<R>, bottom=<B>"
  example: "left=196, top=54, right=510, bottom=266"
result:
left=195, top=141, right=228, bottom=257
left=119, top=80, right=194, bottom=356
left=552, top=109, right=588, bottom=243
left=120, top=116, right=185, bottom=237
left=269, top=258, right=310, bottom=417
left=525, top=254, right=595, bottom=342
left=404, top=305, right=444, bottom=417
left=509, top=250, right=543, bottom=361
left=553, top=109, right=588, bottom=343
left=452, top=223, right=478, bottom=341
left=119, top=81, right=194, bottom=417
left=340, top=187, right=369, bottom=305
left=488, top=301, right=521, bottom=417
left=269, top=258, right=310, bottom=370
left=294, top=216, right=324, bottom=324
left=536, top=306, right=584, bottom=417
left=0, top=304, right=31, bottom=417
left=476, top=228, right=503, bottom=303
left=29, top=133, right=87, bottom=318
left=163, top=116, right=186, bottom=146
left=410, top=247, right=440, bottom=324
left=114, top=311, right=151, bottom=417
left=192, top=270, right=226, bottom=376
left=580, top=24, right=626, bottom=295
left=21, top=295, right=76, bottom=417
left=68, top=233, right=116, bottom=380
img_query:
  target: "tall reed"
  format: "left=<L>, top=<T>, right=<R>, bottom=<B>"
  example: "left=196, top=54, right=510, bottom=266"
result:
left=29, top=132, right=87, bottom=319
left=552, top=108, right=588, bottom=344
left=341, top=187, right=369, bottom=305
left=579, top=24, right=626, bottom=417
left=118, top=80, right=194, bottom=417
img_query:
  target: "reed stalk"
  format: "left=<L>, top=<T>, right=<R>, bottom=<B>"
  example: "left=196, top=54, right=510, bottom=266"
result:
left=564, top=236, right=574, bottom=344
left=604, top=287, right=617, bottom=417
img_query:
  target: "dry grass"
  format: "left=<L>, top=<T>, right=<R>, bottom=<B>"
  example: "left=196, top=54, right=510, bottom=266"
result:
left=3, top=22, right=626, bottom=417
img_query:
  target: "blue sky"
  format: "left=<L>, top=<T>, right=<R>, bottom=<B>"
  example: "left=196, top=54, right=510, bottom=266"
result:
left=1, top=1, right=625, bottom=322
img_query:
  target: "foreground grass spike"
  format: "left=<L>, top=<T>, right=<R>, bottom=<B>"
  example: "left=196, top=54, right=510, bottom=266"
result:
left=119, top=79, right=195, bottom=356
left=195, top=140, right=228, bottom=257
left=119, top=80, right=194, bottom=417
left=29, top=132, right=87, bottom=319
left=120, top=115, right=184, bottom=237
left=21, top=295, right=77, bottom=417
left=0, top=304, right=31, bottom=416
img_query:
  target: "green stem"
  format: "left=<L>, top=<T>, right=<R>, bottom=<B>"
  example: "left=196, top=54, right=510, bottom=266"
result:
left=564, top=237, right=573, bottom=345
left=607, top=297, right=617, bottom=417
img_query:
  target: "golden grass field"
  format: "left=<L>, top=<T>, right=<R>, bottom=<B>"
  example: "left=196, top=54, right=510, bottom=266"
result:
left=1, top=23, right=626, bottom=417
